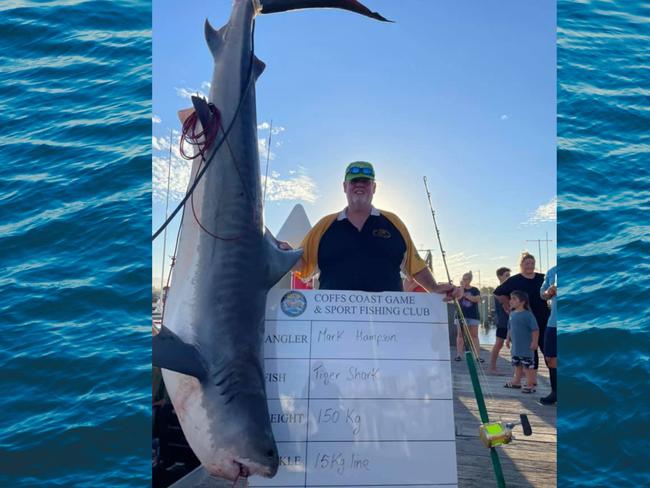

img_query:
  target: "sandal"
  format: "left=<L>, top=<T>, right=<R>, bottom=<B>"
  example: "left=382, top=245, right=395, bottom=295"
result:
left=478, top=358, right=485, bottom=363
left=522, top=387, right=536, bottom=393
left=454, top=356, right=462, bottom=361
left=504, top=382, right=522, bottom=389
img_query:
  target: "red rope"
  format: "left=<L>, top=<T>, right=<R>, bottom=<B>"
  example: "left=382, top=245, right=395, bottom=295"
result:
left=180, top=104, right=220, bottom=160
left=180, top=103, right=245, bottom=241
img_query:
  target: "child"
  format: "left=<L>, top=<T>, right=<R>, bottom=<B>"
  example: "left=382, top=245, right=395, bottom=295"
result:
left=504, top=290, right=539, bottom=393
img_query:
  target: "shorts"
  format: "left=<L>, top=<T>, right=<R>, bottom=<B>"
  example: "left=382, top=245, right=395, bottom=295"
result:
left=456, top=318, right=480, bottom=327
left=496, top=327, right=508, bottom=340
left=511, top=356, right=535, bottom=369
left=544, top=327, right=557, bottom=358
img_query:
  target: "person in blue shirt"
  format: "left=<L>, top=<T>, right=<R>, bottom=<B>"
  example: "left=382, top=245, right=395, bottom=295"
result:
left=539, top=265, right=557, bottom=405
left=504, top=290, right=539, bottom=393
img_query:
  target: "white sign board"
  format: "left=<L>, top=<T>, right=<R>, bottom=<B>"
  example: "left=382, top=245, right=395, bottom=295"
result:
left=252, top=289, right=458, bottom=488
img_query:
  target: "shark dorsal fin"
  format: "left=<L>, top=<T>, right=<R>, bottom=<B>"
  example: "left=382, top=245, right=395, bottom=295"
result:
left=191, top=96, right=214, bottom=132
left=264, top=228, right=303, bottom=287
left=204, top=19, right=226, bottom=58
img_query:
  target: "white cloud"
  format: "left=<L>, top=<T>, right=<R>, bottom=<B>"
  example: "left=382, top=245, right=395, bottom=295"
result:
left=426, top=251, right=480, bottom=283
left=175, top=85, right=208, bottom=100
left=258, top=137, right=276, bottom=161
left=257, top=121, right=286, bottom=135
left=262, top=172, right=318, bottom=203
left=523, top=196, right=557, bottom=225
left=152, top=133, right=193, bottom=203
left=500, top=114, right=509, bottom=121
left=152, top=114, right=161, bottom=124
left=153, top=121, right=315, bottom=205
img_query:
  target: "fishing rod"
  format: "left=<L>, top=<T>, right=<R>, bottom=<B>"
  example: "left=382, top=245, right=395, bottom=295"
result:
left=262, top=119, right=273, bottom=206
left=423, top=176, right=531, bottom=488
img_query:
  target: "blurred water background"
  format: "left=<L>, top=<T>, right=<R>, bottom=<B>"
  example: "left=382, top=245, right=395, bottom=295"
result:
left=558, top=0, right=649, bottom=486
left=1, top=0, right=648, bottom=486
left=0, top=0, right=151, bottom=486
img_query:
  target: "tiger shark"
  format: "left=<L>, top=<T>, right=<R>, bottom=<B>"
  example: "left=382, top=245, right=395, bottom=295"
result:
left=153, top=0, right=389, bottom=482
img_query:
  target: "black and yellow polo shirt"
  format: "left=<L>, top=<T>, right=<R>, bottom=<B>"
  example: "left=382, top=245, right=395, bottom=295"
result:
left=297, top=207, right=427, bottom=292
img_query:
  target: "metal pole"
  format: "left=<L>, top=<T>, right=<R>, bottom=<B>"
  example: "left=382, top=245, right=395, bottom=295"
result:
left=546, top=231, right=550, bottom=272
left=262, top=119, right=273, bottom=207
left=160, top=128, right=173, bottom=293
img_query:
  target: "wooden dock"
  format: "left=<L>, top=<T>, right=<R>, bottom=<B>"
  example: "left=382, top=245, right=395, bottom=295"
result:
left=454, top=345, right=557, bottom=488
left=168, top=345, right=557, bottom=488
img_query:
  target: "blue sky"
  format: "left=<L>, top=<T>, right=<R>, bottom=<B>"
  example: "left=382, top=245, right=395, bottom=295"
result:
left=152, top=0, right=556, bottom=288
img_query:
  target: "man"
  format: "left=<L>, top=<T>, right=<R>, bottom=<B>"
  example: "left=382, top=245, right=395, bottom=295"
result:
left=539, top=265, right=557, bottom=405
left=283, top=161, right=461, bottom=297
left=488, top=267, right=511, bottom=374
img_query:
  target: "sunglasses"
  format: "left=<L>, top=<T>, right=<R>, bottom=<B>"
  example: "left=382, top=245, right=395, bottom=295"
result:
left=346, top=166, right=374, bottom=177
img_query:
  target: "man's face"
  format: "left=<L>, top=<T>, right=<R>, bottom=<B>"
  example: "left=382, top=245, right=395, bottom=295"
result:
left=344, top=177, right=376, bottom=207
left=498, top=271, right=511, bottom=284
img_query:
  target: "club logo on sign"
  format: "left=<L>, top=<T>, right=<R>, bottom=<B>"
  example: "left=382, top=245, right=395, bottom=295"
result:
left=280, top=291, right=307, bottom=317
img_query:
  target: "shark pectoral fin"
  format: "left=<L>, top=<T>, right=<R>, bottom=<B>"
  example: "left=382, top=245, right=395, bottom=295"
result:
left=264, top=228, right=303, bottom=287
left=259, top=0, right=393, bottom=23
left=253, top=55, right=266, bottom=81
left=153, top=326, right=208, bottom=381
left=191, top=96, right=214, bottom=133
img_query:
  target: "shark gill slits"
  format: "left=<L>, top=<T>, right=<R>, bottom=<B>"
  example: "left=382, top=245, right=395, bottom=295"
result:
left=215, top=370, right=233, bottom=386
left=220, top=379, right=240, bottom=397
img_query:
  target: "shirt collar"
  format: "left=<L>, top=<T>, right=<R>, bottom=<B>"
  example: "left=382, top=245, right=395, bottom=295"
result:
left=337, top=206, right=381, bottom=221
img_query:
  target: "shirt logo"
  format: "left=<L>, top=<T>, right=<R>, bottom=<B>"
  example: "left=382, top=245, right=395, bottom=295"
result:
left=372, top=228, right=391, bottom=239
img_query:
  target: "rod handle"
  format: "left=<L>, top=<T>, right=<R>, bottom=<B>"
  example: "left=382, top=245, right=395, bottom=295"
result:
left=520, top=414, right=532, bottom=436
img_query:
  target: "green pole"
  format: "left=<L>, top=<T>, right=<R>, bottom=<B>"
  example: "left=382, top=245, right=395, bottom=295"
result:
left=465, top=349, right=506, bottom=488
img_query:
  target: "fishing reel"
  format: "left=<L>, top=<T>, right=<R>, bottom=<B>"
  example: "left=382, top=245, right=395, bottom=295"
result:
left=479, top=414, right=532, bottom=448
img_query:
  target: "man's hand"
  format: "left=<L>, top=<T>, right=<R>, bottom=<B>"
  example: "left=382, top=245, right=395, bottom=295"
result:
left=505, top=338, right=511, bottom=349
left=437, top=284, right=462, bottom=302
left=277, top=240, right=293, bottom=250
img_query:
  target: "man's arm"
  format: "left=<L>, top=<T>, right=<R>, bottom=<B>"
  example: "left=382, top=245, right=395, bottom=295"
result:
left=412, top=267, right=463, bottom=298
left=495, top=294, right=510, bottom=313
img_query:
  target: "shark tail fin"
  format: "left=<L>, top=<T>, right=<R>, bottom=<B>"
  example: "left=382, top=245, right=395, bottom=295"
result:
left=259, top=0, right=393, bottom=22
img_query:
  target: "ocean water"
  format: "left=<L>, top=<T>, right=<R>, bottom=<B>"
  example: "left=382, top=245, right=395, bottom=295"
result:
left=0, top=1, right=151, bottom=486
left=558, top=1, right=649, bottom=486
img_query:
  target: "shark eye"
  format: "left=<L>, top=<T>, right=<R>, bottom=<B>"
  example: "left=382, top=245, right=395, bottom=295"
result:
left=266, top=449, right=275, bottom=458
